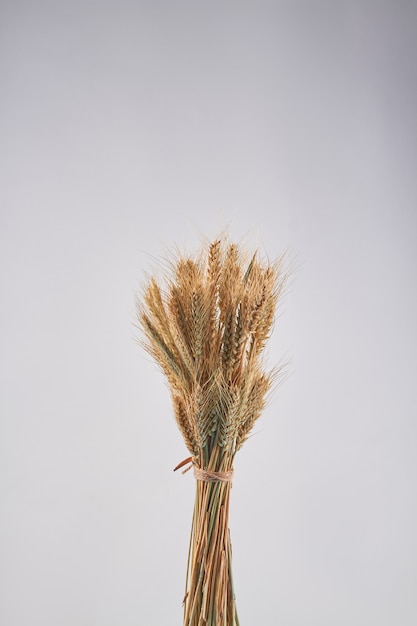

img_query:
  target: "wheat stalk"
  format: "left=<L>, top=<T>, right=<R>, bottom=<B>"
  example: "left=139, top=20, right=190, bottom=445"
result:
left=137, top=236, right=287, bottom=625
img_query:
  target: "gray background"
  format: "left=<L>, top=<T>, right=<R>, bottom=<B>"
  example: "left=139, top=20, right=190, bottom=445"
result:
left=1, top=1, right=416, bottom=625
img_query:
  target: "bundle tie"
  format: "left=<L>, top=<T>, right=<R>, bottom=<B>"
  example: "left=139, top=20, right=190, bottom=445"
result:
left=174, top=457, right=234, bottom=482
left=193, top=467, right=234, bottom=483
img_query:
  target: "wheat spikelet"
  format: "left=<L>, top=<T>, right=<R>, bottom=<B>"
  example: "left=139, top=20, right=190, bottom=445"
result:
left=204, top=239, right=222, bottom=368
left=137, top=235, right=287, bottom=626
left=235, top=373, right=271, bottom=451
left=172, top=395, right=199, bottom=457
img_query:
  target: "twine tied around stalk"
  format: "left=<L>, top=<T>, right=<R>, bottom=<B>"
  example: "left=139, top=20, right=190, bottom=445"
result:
left=174, top=457, right=234, bottom=483
left=193, top=467, right=234, bottom=482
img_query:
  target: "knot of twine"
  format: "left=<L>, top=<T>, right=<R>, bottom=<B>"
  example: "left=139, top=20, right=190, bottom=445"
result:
left=174, top=457, right=234, bottom=483
left=193, top=467, right=234, bottom=483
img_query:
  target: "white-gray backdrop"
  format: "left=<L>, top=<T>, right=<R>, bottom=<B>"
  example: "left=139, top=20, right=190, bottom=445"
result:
left=1, top=1, right=416, bottom=625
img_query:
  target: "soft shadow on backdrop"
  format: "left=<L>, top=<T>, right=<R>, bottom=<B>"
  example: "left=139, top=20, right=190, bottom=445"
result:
left=1, top=2, right=416, bottom=625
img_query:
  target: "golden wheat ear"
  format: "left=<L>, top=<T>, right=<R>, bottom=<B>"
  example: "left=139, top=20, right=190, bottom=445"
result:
left=137, top=234, right=287, bottom=626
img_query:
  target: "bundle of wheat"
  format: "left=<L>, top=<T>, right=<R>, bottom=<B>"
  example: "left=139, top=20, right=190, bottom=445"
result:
left=137, top=236, right=286, bottom=626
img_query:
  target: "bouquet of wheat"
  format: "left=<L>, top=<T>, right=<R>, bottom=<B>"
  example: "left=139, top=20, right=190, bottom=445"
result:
left=137, top=236, right=286, bottom=626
